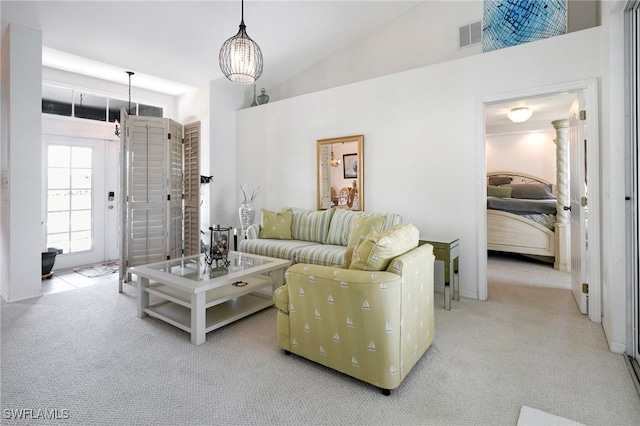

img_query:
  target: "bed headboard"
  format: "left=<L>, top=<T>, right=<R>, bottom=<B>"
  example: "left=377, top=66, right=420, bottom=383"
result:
left=487, top=171, right=556, bottom=193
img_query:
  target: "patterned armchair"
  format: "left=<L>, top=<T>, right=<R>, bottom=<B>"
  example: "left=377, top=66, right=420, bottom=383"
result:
left=273, top=223, right=435, bottom=395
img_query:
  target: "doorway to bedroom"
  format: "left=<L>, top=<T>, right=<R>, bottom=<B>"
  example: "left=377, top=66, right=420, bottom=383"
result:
left=482, top=82, right=600, bottom=322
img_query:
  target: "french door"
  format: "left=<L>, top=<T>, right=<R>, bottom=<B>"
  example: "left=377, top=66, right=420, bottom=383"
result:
left=43, top=134, right=118, bottom=270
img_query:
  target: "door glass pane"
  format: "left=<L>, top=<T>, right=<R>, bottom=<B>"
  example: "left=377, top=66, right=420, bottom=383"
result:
left=71, top=189, right=91, bottom=210
left=70, top=231, right=92, bottom=252
left=71, top=169, right=91, bottom=188
left=48, top=190, right=70, bottom=212
left=47, top=145, right=94, bottom=254
left=70, top=210, right=91, bottom=232
left=48, top=169, right=70, bottom=189
left=48, top=146, right=70, bottom=167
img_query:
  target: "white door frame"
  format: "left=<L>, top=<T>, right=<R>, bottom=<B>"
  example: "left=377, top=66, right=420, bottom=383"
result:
left=42, top=134, right=106, bottom=269
left=41, top=115, right=120, bottom=270
left=477, top=78, right=602, bottom=323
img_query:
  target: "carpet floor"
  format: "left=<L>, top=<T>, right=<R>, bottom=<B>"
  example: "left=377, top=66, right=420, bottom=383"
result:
left=1, top=255, right=638, bottom=425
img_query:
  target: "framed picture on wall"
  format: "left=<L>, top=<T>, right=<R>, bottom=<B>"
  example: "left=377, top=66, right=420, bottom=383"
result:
left=343, top=153, right=358, bottom=179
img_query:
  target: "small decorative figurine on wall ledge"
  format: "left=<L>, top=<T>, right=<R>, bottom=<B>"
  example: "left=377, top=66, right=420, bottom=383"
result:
left=257, top=88, right=269, bottom=105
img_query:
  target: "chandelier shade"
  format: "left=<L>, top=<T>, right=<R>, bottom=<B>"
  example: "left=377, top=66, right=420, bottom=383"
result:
left=219, top=1, right=263, bottom=84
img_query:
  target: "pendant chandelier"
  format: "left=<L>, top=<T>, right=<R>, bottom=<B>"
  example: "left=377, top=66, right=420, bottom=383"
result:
left=219, top=0, right=263, bottom=84
left=114, top=71, right=135, bottom=137
left=330, top=146, right=341, bottom=167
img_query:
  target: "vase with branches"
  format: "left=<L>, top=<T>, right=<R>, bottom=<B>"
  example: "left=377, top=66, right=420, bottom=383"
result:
left=239, top=184, right=261, bottom=229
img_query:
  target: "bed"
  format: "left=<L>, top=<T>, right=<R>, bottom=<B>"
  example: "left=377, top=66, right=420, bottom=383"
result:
left=486, top=171, right=569, bottom=271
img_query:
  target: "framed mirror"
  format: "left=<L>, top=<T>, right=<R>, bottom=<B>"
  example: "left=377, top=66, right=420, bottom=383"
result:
left=317, top=135, right=364, bottom=211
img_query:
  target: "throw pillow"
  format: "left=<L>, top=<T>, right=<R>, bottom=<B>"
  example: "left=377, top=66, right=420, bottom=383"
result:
left=487, top=185, right=512, bottom=198
left=347, top=214, right=385, bottom=248
left=324, top=209, right=359, bottom=245
left=288, top=208, right=334, bottom=243
left=259, top=209, right=293, bottom=239
left=349, top=223, right=419, bottom=271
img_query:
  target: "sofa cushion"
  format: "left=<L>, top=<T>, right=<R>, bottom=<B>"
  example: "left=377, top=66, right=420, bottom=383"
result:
left=239, top=238, right=317, bottom=261
left=349, top=223, right=419, bottom=271
left=259, top=209, right=293, bottom=239
left=288, top=208, right=334, bottom=243
left=324, top=209, right=358, bottom=246
left=293, top=244, right=348, bottom=267
left=347, top=214, right=385, bottom=248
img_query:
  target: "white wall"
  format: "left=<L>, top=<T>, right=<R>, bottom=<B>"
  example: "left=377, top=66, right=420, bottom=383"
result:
left=269, top=0, right=599, bottom=103
left=599, top=3, right=627, bottom=353
left=209, top=80, right=245, bottom=230
left=236, top=27, right=602, bottom=308
left=1, top=24, right=43, bottom=302
left=486, top=129, right=557, bottom=183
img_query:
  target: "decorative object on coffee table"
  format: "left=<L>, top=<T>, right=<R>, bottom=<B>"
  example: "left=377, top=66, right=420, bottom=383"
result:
left=205, top=226, right=231, bottom=268
left=239, top=184, right=261, bottom=229
left=257, top=88, right=269, bottom=105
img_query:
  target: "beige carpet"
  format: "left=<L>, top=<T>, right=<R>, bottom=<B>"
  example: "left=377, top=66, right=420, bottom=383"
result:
left=488, top=252, right=571, bottom=289
left=1, top=257, right=638, bottom=425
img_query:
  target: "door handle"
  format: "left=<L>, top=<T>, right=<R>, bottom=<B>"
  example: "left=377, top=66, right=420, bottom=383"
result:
left=563, top=205, right=571, bottom=211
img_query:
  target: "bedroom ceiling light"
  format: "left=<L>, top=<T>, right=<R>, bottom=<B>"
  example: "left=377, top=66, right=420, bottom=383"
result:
left=114, top=71, right=135, bottom=137
left=507, top=107, right=533, bottom=123
left=219, top=0, right=263, bottom=84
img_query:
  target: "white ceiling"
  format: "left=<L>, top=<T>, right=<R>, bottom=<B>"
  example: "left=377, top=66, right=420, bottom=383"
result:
left=1, top=0, right=577, bottom=128
left=1, top=0, right=422, bottom=94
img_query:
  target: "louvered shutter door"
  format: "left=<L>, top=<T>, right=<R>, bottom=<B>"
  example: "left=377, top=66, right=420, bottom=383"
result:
left=167, top=119, right=184, bottom=260
left=183, top=122, right=200, bottom=256
left=127, top=116, right=168, bottom=266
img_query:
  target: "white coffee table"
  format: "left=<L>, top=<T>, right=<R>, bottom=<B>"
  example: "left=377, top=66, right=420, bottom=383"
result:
left=132, top=251, right=291, bottom=345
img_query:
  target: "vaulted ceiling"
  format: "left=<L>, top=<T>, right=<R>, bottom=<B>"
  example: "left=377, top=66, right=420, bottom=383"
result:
left=1, top=1, right=421, bottom=94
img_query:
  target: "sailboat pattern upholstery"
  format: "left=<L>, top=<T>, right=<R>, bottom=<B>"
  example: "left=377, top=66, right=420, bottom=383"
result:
left=273, top=239, right=434, bottom=392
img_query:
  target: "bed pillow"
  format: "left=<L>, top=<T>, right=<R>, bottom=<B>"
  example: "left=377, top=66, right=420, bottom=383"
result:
left=488, top=176, right=513, bottom=186
left=487, top=185, right=512, bottom=198
left=259, top=209, right=293, bottom=239
left=508, top=183, right=555, bottom=200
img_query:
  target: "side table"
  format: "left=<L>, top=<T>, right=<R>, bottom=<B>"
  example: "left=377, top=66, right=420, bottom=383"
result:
left=419, top=238, right=460, bottom=311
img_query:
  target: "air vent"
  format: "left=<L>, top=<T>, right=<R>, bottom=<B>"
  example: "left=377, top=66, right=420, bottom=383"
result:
left=458, top=21, right=482, bottom=49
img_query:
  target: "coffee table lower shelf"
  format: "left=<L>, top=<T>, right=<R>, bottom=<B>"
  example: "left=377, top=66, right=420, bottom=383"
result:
left=144, top=292, right=273, bottom=335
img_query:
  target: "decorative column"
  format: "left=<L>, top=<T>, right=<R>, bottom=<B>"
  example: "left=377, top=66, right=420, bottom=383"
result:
left=552, top=119, right=571, bottom=272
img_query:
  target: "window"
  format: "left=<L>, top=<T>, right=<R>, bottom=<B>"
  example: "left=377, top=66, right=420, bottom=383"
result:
left=47, top=145, right=93, bottom=254
left=42, top=83, right=164, bottom=122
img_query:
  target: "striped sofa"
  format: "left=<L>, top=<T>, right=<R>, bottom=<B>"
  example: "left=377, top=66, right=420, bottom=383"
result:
left=238, top=207, right=402, bottom=266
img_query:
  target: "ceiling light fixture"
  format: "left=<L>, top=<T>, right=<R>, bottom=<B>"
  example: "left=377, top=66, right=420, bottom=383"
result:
left=115, top=71, right=134, bottom=138
left=507, top=107, right=533, bottom=123
left=330, top=147, right=341, bottom=167
left=219, top=0, right=263, bottom=84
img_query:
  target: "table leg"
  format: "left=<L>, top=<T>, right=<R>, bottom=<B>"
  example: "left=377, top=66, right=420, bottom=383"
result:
left=191, top=293, right=206, bottom=345
left=453, top=257, right=460, bottom=301
left=444, top=255, right=452, bottom=311
left=137, top=276, right=149, bottom=318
